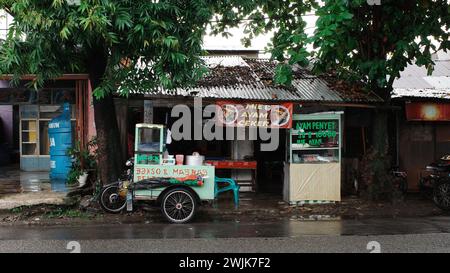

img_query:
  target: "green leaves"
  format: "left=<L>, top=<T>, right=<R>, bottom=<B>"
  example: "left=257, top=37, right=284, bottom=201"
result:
left=274, top=64, right=293, bottom=85
left=163, top=36, right=179, bottom=49
left=2, top=0, right=449, bottom=100
left=310, top=0, right=450, bottom=97
left=114, top=9, right=132, bottom=31
left=217, top=0, right=449, bottom=100
left=0, top=0, right=219, bottom=96
left=59, top=25, right=71, bottom=40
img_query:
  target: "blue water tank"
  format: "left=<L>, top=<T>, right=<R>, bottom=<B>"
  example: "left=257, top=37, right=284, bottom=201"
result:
left=48, top=103, right=72, bottom=182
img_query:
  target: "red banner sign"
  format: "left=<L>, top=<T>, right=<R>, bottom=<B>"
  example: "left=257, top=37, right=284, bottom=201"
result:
left=406, top=102, right=450, bottom=121
left=216, top=101, right=293, bottom=128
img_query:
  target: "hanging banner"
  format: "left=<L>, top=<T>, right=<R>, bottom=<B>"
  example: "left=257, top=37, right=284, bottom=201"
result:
left=216, top=101, right=293, bottom=128
left=406, top=102, right=450, bottom=121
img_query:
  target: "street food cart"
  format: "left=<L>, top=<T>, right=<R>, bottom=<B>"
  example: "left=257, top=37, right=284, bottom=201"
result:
left=284, top=112, right=343, bottom=205
left=100, top=124, right=215, bottom=223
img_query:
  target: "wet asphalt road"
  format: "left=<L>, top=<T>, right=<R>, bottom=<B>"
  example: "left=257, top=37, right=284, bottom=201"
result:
left=1, top=216, right=450, bottom=253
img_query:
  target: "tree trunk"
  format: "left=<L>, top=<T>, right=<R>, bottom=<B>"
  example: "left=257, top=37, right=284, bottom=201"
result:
left=365, top=87, right=395, bottom=200
left=372, top=109, right=389, bottom=155
left=87, top=48, right=124, bottom=185
left=93, top=94, right=124, bottom=184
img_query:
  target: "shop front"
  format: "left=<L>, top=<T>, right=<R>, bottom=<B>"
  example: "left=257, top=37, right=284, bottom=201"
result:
left=0, top=75, right=91, bottom=172
left=117, top=96, right=357, bottom=205
left=397, top=100, right=450, bottom=191
left=117, top=98, right=293, bottom=195
left=118, top=56, right=382, bottom=203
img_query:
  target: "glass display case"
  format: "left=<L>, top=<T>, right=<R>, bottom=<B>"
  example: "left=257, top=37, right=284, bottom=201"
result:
left=135, top=124, right=166, bottom=165
left=289, top=115, right=342, bottom=164
left=284, top=112, right=343, bottom=204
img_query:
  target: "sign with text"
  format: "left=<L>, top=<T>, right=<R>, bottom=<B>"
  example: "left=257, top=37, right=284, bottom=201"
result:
left=133, top=165, right=215, bottom=200
left=216, top=101, right=293, bottom=128
left=135, top=165, right=212, bottom=181
left=406, top=102, right=450, bottom=121
left=292, top=120, right=339, bottom=148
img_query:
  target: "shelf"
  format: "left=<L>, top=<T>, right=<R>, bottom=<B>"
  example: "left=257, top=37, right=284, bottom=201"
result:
left=22, top=142, right=37, bottom=144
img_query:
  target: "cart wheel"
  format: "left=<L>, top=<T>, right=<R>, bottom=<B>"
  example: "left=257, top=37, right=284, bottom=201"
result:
left=161, top=188, right=197, bottom=224
left=433, top=180, right=450, bottom=211
left=100, top=185, right=127, bottom=213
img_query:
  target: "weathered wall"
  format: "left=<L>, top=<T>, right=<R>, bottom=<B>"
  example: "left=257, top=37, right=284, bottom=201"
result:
left=398, top=121, right=450, bottom=191
left=399, top=122, right=435, bottom=191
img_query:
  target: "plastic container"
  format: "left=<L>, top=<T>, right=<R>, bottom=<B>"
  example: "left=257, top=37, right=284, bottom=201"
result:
left=48, top=103, right=72, bottom=185
left=176, top=154, right=184, bottom=165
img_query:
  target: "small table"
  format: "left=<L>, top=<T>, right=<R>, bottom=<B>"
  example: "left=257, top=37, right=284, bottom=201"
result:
left=205, top=160, right=258, bottom=192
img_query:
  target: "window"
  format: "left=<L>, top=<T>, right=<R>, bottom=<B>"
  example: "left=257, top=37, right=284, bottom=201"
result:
left=20, top=102, right=76, bottom=157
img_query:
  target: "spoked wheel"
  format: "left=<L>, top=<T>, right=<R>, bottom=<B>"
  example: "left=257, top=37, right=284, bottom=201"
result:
left=100, top=185, right=127, bottom=213
left=433, top=181, right=450, bottom=211
left=161, top=188, right=197, bottom=224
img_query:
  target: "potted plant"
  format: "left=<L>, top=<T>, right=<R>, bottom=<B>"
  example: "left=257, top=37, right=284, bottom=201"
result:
left=67, top=138, right=97, bottom=188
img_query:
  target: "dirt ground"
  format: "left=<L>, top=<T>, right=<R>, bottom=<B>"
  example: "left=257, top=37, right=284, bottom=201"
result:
left=0, top=193, right=447, bottom=227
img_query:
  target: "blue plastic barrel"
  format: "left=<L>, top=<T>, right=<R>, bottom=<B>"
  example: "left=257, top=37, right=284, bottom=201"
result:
left=48, top=103, right=72, bottom=186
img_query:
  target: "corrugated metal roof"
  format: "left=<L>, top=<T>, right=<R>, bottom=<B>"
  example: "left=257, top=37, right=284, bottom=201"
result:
left=134, top=56, right=383, bottom=103
left=392, top=88, right=450, bottom=100
left=392, top=60, right=450, bottom=100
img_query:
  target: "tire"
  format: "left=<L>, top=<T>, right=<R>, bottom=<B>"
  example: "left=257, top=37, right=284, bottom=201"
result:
left=100, top=185, right=127, bottom=213
left=419, top=177, right=434, bottom=200
left=433, top=180, right=450, bottom=211
left=161, top=188, right=197, bottom=224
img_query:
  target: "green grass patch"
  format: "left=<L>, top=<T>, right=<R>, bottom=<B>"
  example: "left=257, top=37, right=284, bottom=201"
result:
left=43, top=207, right=91, bottom=219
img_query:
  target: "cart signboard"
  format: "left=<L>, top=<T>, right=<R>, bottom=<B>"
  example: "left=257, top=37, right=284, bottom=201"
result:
left=134, top=164, right=215, bottom=200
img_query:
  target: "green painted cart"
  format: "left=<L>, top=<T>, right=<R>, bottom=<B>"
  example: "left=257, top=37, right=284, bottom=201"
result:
left=99, top=124, right=215, bottom=224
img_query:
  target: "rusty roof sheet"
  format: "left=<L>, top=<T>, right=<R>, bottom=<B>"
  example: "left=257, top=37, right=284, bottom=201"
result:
left=136, top=56, right=383, bottom=103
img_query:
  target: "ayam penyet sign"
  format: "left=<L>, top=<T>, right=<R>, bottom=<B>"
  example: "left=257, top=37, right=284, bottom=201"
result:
left=216, top=101, right=293, bottom=129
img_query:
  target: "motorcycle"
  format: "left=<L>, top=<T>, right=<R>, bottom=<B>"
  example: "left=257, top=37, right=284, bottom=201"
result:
left=350, top=166, right=408, bottom=196
left=419, top=155, right=450, bottom=211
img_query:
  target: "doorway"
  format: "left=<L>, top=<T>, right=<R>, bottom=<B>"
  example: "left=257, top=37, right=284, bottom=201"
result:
left=254, top=129, right=287, bottom=195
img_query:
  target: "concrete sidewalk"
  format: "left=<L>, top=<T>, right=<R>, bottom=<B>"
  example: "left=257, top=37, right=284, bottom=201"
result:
left=0, top=166, right=66, bottom=210
left=0, top=191, right=66, bottom=210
